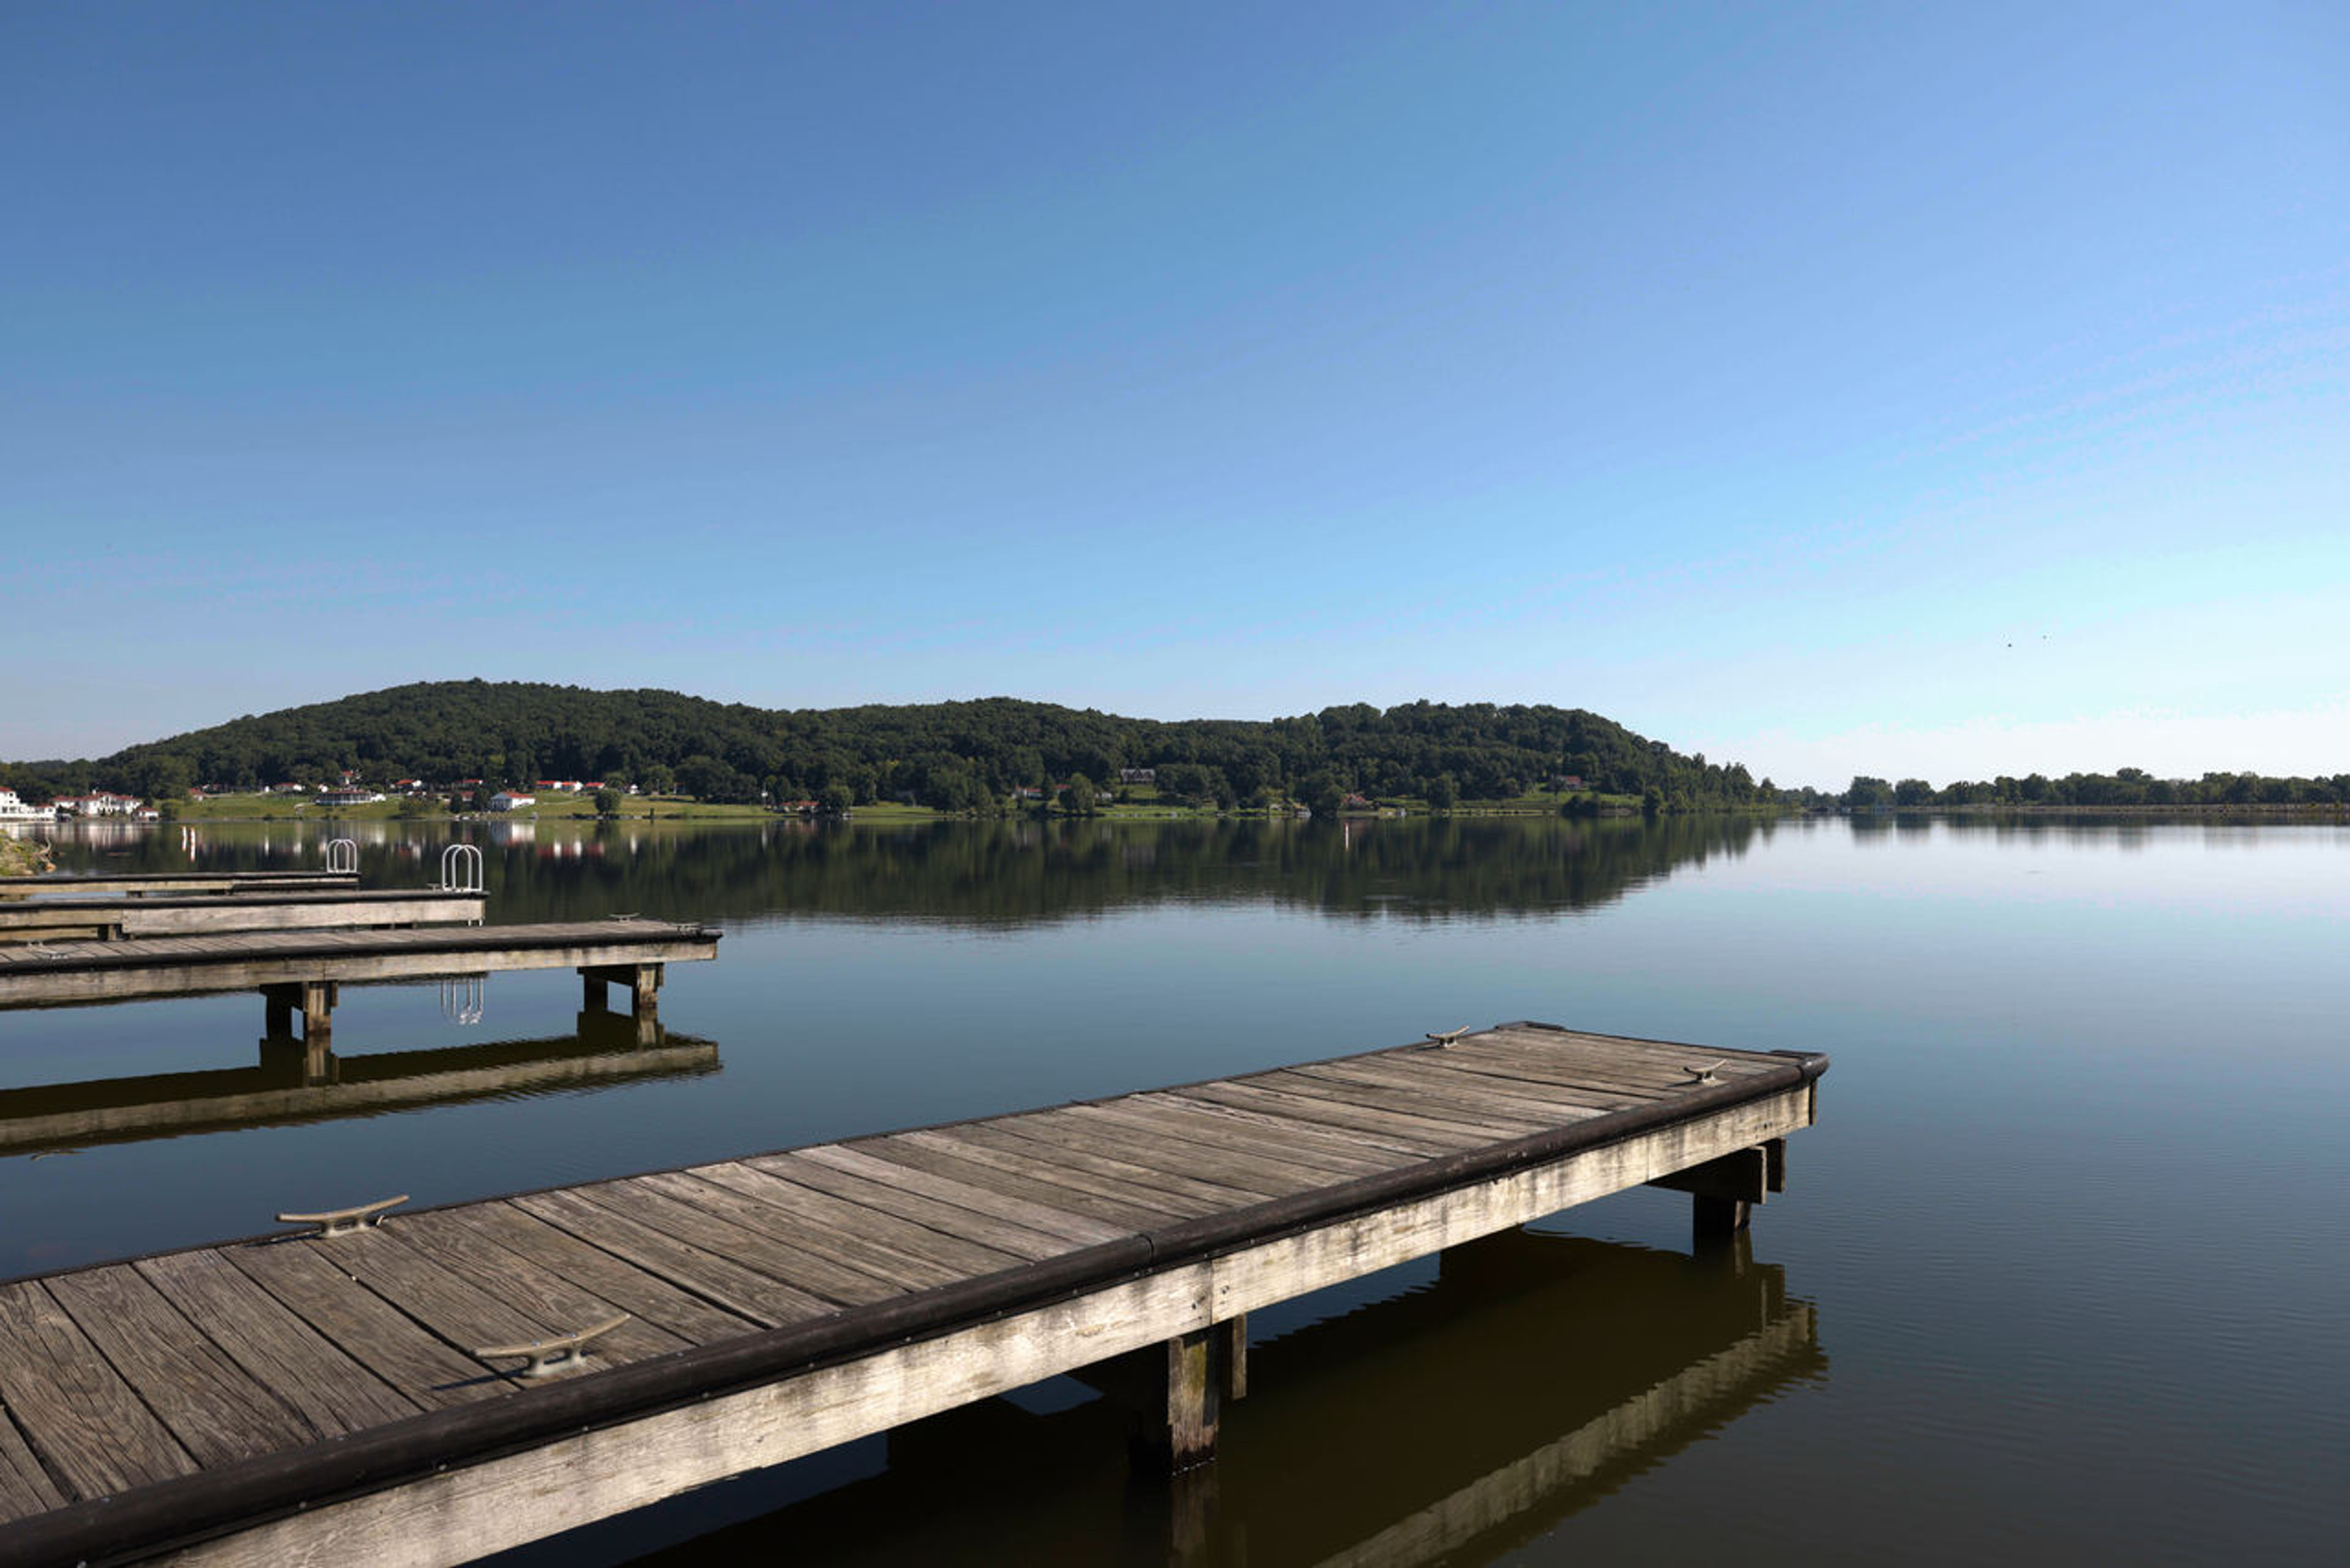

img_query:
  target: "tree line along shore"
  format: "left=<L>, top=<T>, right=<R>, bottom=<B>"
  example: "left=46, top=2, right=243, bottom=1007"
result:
left=3, top=681, right=2342, bottom=821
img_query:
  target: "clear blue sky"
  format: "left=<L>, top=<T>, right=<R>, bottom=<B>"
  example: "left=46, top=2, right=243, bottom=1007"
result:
left=7, top=2, right=2344, bottom=786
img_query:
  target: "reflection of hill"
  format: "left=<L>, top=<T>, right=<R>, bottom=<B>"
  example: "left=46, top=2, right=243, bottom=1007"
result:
left=612, top=1230, right=1822, bottom=1567
left=0, top=1019, right=718, bottom=1155
left=64, top=817, right=1780, bottom=930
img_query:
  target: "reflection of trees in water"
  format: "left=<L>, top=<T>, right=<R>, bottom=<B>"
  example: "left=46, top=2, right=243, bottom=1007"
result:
left=1840, top=809, right=2289, bottom=851
left=51, top=816, right=1781, bottom=928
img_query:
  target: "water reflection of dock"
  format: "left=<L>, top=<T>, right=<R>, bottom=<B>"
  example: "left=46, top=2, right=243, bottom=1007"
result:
left=1282, top=1233, right=1819, bottom=1568
left=703, top=1231, right=1821, bottom=1567
left=0, top=1015, right=720, bottom=1157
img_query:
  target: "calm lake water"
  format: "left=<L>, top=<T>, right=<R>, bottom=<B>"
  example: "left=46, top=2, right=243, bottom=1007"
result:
left=6, top=813, right=2346, bottom=1564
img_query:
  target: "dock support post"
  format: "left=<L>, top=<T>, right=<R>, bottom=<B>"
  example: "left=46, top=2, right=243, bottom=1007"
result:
left=1649, top=1142, right=1779, bottom=1243
left=306, top=980, right=337, bottom=1050
left=1693, top=1193, right=1751, bottom=1238
left=1144, top=1327, right=1220, bottom=1473
left=261, top=981, right=336, bottom=1050
left=1091, top=1316, right=1245, bottom=1476
left=580, top=963, right=664, bottom=1036
left=1217, top=1313, right=1247, bottom=1403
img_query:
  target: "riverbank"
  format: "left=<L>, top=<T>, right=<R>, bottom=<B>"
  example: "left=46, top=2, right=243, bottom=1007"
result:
left=0, top=835, right=53, bottom=876
left=154, top=789, right=1687, bottom=827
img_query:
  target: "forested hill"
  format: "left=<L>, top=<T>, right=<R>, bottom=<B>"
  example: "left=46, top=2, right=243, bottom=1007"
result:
left=1, top=681, right=1772, bottom=810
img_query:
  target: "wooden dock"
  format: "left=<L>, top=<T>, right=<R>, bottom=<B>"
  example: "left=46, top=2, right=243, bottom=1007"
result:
left=0, top=1022, right=1826, bottom=1566
left=0, top=890, right=487, bottom=944
left=0, top=920, right=721, bottom=1062
left=0, top=871, right=360, bottom=900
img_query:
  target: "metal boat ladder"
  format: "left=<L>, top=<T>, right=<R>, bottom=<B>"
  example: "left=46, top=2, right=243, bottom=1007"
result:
left=439, top=842, right=485, bottom=894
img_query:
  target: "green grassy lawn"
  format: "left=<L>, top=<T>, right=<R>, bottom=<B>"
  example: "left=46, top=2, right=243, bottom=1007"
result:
left=174, top=793, right=343, bottom=821
left=546, top=797, right=764, bottom=820
left=1091, top=804, right=1220, bottom=818
left=834, top=802, right=941, bottom=821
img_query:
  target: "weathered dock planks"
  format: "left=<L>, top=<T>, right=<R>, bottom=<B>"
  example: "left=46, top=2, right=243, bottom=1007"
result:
left=0, top=921, right=717, bottom=1008
left=0, top=920, right=720, bottom=1059
left=0, top=889, right=487, bottom=944
left=0, top=1021, right=1827, bottom=1566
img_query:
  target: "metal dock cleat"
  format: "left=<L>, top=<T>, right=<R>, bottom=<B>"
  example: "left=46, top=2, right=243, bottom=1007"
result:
left=277, top=1193, right=410, bottom=1238
left=475, top=1314, right=632, bottom=1379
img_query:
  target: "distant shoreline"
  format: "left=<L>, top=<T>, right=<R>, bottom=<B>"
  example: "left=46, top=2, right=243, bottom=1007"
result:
left=34, top=797, right=2343, bottom=832
left=1848, top=802, right=2346, bottom=818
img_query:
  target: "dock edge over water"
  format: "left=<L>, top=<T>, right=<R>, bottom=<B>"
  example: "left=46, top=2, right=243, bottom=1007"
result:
left=0, top=1023, right=1827, bottom=1567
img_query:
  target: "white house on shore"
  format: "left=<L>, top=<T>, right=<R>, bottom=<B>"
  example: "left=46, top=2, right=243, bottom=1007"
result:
left=52, top=791, right=144, bottom=817
left=0, top=788, right=58, bottom=821
left=489, top=791, right=537, bottom=812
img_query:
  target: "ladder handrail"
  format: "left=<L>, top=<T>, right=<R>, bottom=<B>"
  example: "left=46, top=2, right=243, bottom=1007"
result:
left=439, top=842, right=485, bottom=894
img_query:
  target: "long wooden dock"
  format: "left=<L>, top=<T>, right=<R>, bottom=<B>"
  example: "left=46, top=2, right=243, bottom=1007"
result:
left=0, top=890, right=486, bottom=944
left=0, top=922, right=714, bottom=1007
left=0, top=871, right=360, bottom=900
left=0, top=1022, right=1826, bottom=1566
left=0, top=920, right=720, bottom=1064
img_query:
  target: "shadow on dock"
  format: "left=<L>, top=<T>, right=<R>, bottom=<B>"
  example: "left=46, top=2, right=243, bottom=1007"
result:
left=535, top=1227, right=1824, bottom=1568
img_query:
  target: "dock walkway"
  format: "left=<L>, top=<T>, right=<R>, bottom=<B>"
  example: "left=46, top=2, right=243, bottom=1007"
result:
left=0, top=1022, right=1824, bottom=1566
left=0, top=921, right=715, bottom=1006
left=0, top=872, right=359, bottom=900
left=0, top=890, right=487, bottom=944
left=0, top=919, right=721, bottom=1064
